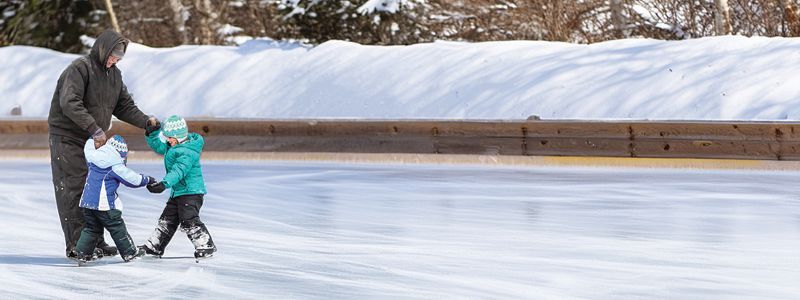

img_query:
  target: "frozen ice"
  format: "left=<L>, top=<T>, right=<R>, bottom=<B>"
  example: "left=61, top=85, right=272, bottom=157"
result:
left=0, top=160, right=798, bottom=298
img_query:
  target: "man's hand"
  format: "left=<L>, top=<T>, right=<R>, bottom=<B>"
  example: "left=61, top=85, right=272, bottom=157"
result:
left=145, top=117, right=161, bottom=136
left=146, top=176, right=157, bottom=185
left=92, top=128, right=107, bottom=149
left=147, top=181, right=166, bottom=194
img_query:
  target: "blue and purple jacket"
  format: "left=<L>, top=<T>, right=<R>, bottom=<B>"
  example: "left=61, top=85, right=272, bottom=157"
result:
left=79, top=139, right=148, bottom=211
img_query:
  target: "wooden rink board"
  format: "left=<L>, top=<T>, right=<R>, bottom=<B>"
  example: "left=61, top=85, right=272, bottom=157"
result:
left=2, top=119, right=800, bottom=170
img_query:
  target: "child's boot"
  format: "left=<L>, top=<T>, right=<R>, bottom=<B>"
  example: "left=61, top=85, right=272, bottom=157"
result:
left=122, top=247, right=146, bottom=262
left=137, top=244, right=163, bottom=258
left=71, top=252, right=95, bottom=266
left=194, top=247, right=216, bottom=260
left=185, top=223, right=216, bottom=261
left=95, top=240, right=118, bottom=258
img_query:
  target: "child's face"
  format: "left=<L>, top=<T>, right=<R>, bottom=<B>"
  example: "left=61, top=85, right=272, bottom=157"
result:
left=168, top=137, right=179, bottom=146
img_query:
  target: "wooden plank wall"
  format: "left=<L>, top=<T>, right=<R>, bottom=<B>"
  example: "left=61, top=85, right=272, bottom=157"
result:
left=1, top=119, right=799, bottom=160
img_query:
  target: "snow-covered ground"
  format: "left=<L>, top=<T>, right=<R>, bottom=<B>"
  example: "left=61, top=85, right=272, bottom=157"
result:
left=1, top=160, right=798, bottom=299
left=2, top=36, right=800, bottom=121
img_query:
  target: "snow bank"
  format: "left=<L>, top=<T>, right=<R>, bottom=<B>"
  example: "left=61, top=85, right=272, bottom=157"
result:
left=1, top=36, right=799, bottom=120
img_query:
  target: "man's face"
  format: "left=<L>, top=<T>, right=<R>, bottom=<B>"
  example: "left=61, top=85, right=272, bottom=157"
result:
left=106, top=55, right=121, bottom=68
left=168, top=137, right=179, bottom=147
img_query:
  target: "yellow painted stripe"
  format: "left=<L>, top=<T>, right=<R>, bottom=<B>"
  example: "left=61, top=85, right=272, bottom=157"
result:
left=2, top=150, right=798, bottom=171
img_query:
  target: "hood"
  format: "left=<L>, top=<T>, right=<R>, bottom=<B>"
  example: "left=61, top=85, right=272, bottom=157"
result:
left=175, top=133, right=205, bottom=154
left=89, top=30, right=128, bottom=69
left=88, top=143, right=125, bottom=168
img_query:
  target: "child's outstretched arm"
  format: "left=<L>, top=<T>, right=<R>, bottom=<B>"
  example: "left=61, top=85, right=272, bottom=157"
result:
left=161, top=151, right=196, bottom=189
left=145, top=130, right=169, bottom=155
left=109, top=164, right=150, bottom=188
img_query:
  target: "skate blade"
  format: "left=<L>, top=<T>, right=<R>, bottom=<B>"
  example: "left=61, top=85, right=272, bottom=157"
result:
left=123, top=257, right=142, bottom=263
left=140, top=252, right=162, bottom=259
left=195, top=254, right=214, bottom=263
left=68, top=256, right=89, bottom=267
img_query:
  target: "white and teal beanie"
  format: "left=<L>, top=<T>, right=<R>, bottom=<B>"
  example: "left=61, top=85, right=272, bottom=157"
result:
left=162, top=115, right=188, bottom=141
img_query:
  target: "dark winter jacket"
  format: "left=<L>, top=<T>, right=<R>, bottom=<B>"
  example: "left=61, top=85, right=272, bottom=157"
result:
left=146, top=130, right=207, bottom=197
left=48, top=30, right=149, bottom=140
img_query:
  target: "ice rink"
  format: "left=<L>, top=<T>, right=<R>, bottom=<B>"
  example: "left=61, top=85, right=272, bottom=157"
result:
left=0, top=160, right=798, bottom=299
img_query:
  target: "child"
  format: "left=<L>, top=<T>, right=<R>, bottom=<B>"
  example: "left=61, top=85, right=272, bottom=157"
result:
left=73, top=135, right=152, bottom=264
left=140, top=115, right=217, bottom=260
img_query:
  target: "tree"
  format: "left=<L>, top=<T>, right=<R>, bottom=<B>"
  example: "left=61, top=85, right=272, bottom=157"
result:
left=5, top=0, right=800, bottom=50
left=274, top=0, right=429, bottom=45
left=1, top=0, right=104, bottom=53
left=714, top=0, right=732, bottom=34
left=610, top=0, right=626, bottom=38
left=778, top=0, right=800, bottom=35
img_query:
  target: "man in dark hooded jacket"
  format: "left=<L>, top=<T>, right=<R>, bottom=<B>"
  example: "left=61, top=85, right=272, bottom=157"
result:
left=48, top=29, right=159, bottom=259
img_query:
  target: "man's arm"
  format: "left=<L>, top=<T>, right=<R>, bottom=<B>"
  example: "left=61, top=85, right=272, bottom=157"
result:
left=60, top=64, right=101, bottom=135
left=113, top=82, right=150, bottom=129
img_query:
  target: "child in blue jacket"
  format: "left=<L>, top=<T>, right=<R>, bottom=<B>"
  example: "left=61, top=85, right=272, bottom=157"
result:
left=73, top=135, right=154, bottom=264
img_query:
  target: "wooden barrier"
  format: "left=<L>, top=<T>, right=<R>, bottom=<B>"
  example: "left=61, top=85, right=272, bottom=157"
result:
left=1, top=119, right=799, bottom=160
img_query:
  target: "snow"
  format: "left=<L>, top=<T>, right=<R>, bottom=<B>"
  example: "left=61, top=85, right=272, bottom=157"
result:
left=3, top=36, right=800, bottom=120
left=358, top=0, right=419, bottom=14
left=228, top=0, right=246, bottom=8
left=0, top=160, right=798, bottom=298
left=217, top=24, right=244, bottom=37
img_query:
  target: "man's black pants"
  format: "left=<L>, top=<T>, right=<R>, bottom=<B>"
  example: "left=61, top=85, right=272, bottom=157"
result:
left=49, top=134, right=107, bottom=257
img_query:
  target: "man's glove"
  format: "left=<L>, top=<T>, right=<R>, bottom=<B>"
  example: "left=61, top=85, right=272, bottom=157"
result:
left=147, top=181, right=166, bottom=194
left=146, top=176, right=157, bottom=185
left=145, top=118, right=161, bottom=136
left=92, top=128, right=107, bottom=149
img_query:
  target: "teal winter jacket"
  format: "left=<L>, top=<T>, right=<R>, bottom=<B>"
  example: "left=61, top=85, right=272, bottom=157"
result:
left=146, top=130, right=207, bottom=197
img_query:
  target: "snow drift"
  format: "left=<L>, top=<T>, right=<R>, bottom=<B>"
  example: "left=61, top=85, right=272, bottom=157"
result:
left=1, top=36, right=799, bottom=120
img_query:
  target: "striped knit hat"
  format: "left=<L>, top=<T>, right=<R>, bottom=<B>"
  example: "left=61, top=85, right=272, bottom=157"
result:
left=107, top=135, right=128, bottom=158
left=162, top=115, right=188, bottom=141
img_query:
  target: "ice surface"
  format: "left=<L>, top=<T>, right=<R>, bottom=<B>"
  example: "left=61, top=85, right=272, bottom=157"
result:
left=0, top=160, right=798, bottom=298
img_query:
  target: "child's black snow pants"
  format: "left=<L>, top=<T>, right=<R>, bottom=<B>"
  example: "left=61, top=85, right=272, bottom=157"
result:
left=143, top=194, right=216, bottom=255
left=75, top=208, right=137, bottom=258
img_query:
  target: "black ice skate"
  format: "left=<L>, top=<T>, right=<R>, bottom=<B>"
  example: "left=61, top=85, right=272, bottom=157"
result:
left=194, top=248, right=216, bottom=263
left=137, top=244, right=163, bottom=258
left=76, top=257, right=90, bottom=267
left=186, top=223, right=216, bottom=263
left=70, top=253, right=94, bottom=267
left=122, top=247, right=146, bottom=262
left=96, top=242, right=118, bottom=258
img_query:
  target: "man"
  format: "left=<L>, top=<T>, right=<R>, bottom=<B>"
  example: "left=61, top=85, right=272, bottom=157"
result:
left=48, top=29, right=158, bottom=259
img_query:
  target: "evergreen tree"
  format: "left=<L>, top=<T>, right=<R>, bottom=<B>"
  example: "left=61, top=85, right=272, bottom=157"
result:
left=1, top=0, right=104, bottom=53
left=275, top=0, right=430, bottom=45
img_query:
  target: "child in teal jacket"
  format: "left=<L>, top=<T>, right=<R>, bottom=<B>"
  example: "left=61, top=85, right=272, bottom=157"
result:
left=139, top=115, right=217, bottom=260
